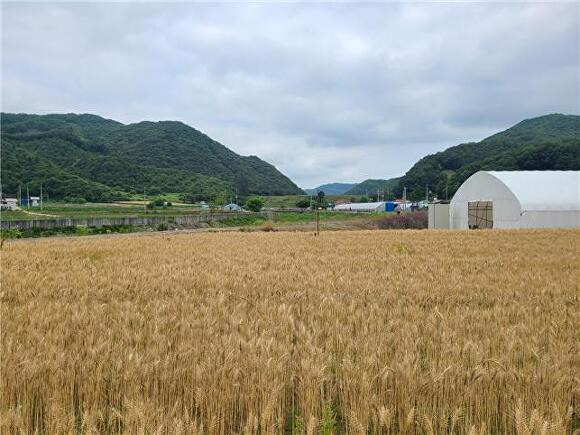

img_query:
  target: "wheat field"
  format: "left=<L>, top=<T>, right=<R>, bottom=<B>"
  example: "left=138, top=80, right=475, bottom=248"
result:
left=1, top=229, right=579, bottom=434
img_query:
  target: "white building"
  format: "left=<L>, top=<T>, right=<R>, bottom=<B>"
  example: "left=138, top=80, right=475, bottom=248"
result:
left=334, top=202, right=386, bottom=212
left=1, top=198, right=19, bottom=211
left=450, top=171, right=580, bottom=229
left=30, top=196, right=40, bottom=207
left=223, top=203, right=242, bottom=212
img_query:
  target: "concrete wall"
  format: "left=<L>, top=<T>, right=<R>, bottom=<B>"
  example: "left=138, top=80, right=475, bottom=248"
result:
left=428, top=203, right=450, bottom=229
left=1, top=212, right=273, bottom=230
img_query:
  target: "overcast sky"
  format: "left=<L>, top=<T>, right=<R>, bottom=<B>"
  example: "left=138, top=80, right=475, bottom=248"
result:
left=2, top=2, right=578, bottom=188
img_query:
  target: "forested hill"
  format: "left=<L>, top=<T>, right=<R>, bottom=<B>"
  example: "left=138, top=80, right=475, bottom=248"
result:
left=394, top=114, right=580, bottom=200
left=345, top=178, right=400, bottom=195
left=1, top=113, right=303, bottom=201
left=304, top=182, right=357, bottom=195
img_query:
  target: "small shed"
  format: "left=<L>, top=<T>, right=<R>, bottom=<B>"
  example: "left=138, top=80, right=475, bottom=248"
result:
left=1, top=198, right=18, bottom=211
left=450, top=171, right=580, bottom=229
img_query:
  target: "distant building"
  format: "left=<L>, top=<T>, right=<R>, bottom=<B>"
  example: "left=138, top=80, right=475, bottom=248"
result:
left=450, top=171, right=580, bottom=229
left=334, top=202, right=387, bottom=212
left=1, top=198, right=18, bottom=211
left=30, top=196, right=40, bottom=207
left=223, top=203, right=242, bottom=212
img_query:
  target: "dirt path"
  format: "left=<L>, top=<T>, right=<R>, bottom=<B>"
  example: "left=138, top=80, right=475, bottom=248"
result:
left=20, top=209, right=58, bottom=218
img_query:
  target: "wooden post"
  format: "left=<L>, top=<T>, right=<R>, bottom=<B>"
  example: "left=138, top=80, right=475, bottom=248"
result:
left=316, top=208, right=320, bottom=236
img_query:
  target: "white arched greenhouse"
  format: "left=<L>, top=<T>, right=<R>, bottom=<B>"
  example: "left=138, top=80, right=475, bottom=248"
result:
left=450, top=171, right=580, bottom=229
left=334, top=202, right=387, bottom=212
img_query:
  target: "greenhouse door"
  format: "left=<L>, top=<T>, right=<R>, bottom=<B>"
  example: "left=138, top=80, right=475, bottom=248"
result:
left=468, top=201, right=493, bottom=229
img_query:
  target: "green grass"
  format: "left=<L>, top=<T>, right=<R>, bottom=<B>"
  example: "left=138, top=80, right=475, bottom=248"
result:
left=0, top=210, right=384, bottom=239
left=0, top=225, right=140, bottom=239
left=273, top=211, right=374, bottom=223
left=263, top=195, right=354, bottom=209
left=125, top=192, right=184, bottom=203
left=0, top=201, right=207, bottom=221
left=214, top=215, right=267, bottom=227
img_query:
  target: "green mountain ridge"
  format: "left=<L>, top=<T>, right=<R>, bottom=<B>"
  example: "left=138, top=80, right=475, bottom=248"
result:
left=393, top=114, right=580, bottom=200
left=345, top=178, right=401, bottom=196
left=304, top=182, right=358, bottom=195
left=1, top=113, right=303, bottom=201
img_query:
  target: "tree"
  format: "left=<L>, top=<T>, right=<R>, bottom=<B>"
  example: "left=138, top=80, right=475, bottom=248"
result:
left=317, top=191, right=325, bottom=205
left=359, top=196, right=369, bottom=203
left=245, top=196, right=265, bottom=212
left=295, top=198, right=310, bottom=209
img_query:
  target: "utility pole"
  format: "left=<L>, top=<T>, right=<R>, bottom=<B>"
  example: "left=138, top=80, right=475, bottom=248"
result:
left=426, top=184, right=429, bottom=203
left=18, top=184, right=22, bottom=208
left=316, top=207, right=320, bottom=236
left=40, top=184, right=43, bottom=210
left=403, top=187, right=407, bottom=210
left=26, top=184, right=30, bottom=209
left=143, top=187, right=146, bottom=212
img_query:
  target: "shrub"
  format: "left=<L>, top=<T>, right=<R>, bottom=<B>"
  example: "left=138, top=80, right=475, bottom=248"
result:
left=260, top=220, right=276, bottom=232
left=376, top=210, right=428, bottom=229
left=153, top=197, right=165, bottom=207
left=157, top=223, right=169, bottom=231
left=0, top=229, right=22, bottom=239
left=75, top=226, right=90, bottom=236
left=63, top=196, right=87, bottom=204
left=245, top=196, right=265, bottom=212
left=295, top=198, right=311, bottom=209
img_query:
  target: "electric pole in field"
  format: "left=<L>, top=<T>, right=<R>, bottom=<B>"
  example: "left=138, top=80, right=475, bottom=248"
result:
left=426, top=184, right=429, bottom=203
left=26, top=184, right=30, bottom=209
left=18, top=184, right=22, bottom=207
left=40, top=184, right=43, bottom=210
left=316, top=207, right=320, bottom=236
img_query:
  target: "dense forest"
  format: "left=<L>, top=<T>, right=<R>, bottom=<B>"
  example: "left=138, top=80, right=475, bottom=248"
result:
left=345, top=178, right=401, bottom=196
left=1, top=113, right=303, bottom=202
left=393, top=114, right=580, bottom=200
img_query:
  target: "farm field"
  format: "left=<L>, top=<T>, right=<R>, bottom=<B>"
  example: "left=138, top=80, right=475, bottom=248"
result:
left=1, top=208, right=386, bottom=240
left=0, top=201, right=202, bottom=221
left=263, top=195, right=355, bottom=209
left=1, top=229, right=579, bottom=434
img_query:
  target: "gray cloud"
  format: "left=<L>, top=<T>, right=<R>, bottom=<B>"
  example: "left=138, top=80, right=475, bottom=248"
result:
left=2, top=2, right=578, bottom=187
